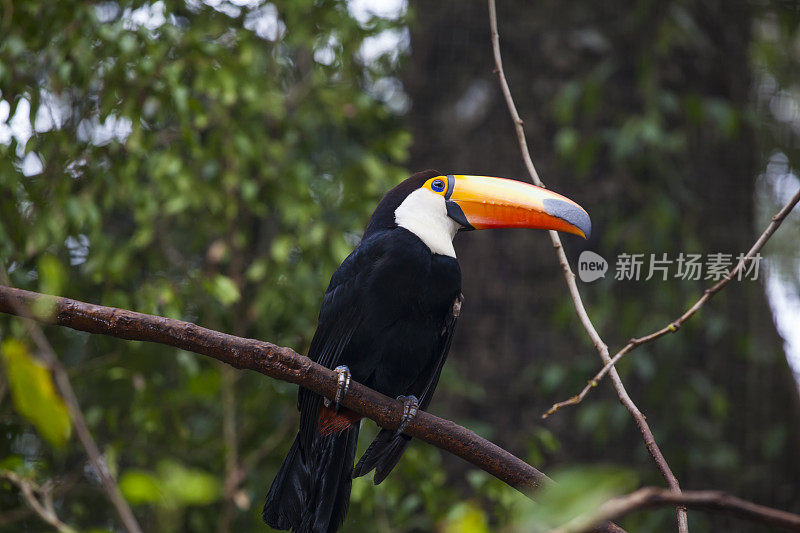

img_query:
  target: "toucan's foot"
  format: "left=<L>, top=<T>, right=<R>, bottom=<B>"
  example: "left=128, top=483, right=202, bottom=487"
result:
left=324, top=365, right=352, bottom=412
left=394, top=395, right=419, bottom=437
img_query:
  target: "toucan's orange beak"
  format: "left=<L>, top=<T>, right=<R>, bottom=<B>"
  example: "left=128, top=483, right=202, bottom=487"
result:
left=444, top=175, right=591, bottom=238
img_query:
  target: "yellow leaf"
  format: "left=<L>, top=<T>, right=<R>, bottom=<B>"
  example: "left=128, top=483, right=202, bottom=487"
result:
left=1, top=339, right=72, bottom=448
left=441, top=502, right=489, bottom=533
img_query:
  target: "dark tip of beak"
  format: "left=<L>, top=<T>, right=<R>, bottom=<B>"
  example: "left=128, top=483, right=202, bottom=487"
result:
left=446, top=200, right=475, bottom=231
left=543, top=198, right=592, bottom=238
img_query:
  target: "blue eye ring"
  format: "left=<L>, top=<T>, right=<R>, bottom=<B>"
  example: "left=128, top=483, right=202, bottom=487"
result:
left=431, top=179, right=445, bottom=192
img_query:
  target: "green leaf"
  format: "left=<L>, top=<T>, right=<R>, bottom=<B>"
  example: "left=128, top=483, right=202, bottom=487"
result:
left=555, top=128, right=579, bottom=157
left=38, top=254, right=66, bottom=295
left=441, top=501, right=490, bottom=533
left=119, top=470, right=162, bottom=504
left=1, top=339, right=72, bottom=448
left=519, top=466, right=637, bottom=530
left=157, top=460, right=220, bottom=506
left=0, top=455, right=26, bottom=473
left=120, top=460, right=220, bottom=508
left=32, top=255, right=66, bottom=319
left=207, top=275, right=241, bottom=306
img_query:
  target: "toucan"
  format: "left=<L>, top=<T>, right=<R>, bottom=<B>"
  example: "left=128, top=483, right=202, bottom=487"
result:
left=262, top=170, right=590, bottom=533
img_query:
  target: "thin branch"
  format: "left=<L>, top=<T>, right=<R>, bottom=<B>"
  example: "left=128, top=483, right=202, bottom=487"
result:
left=551, top=486, right=800, bottom=533
left=242, top=416, right=296, bottom=473
left=223, top=417, right=296, bottom=512
left=486, top=1, right=689, bottom=531
left=219, top=224, right=249, bottom=531
left=0, top=370, right=8, bottom=405
left=546, top=186, right=800, bottom=416
left=0, top=275, right=143, bottom=533
left=0, top=470, right=76, bottom=533
left=219, top=364, right=240, bottom=532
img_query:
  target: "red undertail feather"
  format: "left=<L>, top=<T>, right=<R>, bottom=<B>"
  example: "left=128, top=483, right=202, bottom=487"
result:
left=318, top=406, right=362, bottom=436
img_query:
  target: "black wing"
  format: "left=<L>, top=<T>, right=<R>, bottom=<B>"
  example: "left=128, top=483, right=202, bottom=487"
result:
left=352, top=293, right=463, bottom=483
left=297, top=237, right=386, bottom=451
left=418, top=292, right=462, bottom=410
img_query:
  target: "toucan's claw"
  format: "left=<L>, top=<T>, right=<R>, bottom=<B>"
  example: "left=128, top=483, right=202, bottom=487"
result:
left=394, top=395, right=419, bottom=437
left=324, top=365, right=351, bottom=413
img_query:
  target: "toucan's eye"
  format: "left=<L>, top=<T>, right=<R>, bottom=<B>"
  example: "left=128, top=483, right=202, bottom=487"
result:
left=431, top=179, right=445, bottom=193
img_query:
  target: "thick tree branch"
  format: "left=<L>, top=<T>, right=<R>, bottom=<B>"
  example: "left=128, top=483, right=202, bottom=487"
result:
left=546, top=185, right=800, bottom=416
left=0, top=285, right=629, bottom=533
left=551, top=487, right=800, bottom=533
left=0, top=286, right=547, bottom=490
left=487, top=1, right=689, bottom=531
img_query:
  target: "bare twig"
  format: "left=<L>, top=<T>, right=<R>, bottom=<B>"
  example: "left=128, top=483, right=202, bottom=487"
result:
left=546, top=186, right=800, bottom=415
left=242, top=416, right=295, bottom=473
left=0, top=470, right=76, bottom=533
left=0, top=274, right=143, bottom=533
left=551, top=486, right=800, bottom=533
left=0, top=370, right=8, bottom=405
left=219, top=364, right=240, bottom=532
left=486, top=1, right=689, bottom=531
left=221, top=416, right=296, bottom=513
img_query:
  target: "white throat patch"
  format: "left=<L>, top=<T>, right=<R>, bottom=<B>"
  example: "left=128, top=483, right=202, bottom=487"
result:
left=394, top=188, right=460, bottom=257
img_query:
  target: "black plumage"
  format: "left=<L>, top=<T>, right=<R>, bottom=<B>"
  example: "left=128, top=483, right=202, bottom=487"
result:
left=263, top=170, right=462, bottom=533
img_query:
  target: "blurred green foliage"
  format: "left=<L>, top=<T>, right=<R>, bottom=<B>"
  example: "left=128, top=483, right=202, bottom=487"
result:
left=0, top=1, right=440, bottom=531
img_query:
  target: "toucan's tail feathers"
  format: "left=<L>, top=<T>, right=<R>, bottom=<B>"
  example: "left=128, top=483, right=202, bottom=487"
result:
left=263, top=434, right=308, bottom=530
left=263, top=425, right=359, bottom=533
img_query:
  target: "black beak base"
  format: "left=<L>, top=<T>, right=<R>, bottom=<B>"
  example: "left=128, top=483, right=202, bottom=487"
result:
left=446, top=200, right=475, bottom=231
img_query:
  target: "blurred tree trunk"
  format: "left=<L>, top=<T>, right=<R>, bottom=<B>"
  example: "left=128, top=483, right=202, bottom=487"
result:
left=404, top=0, right=800, bottom=529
